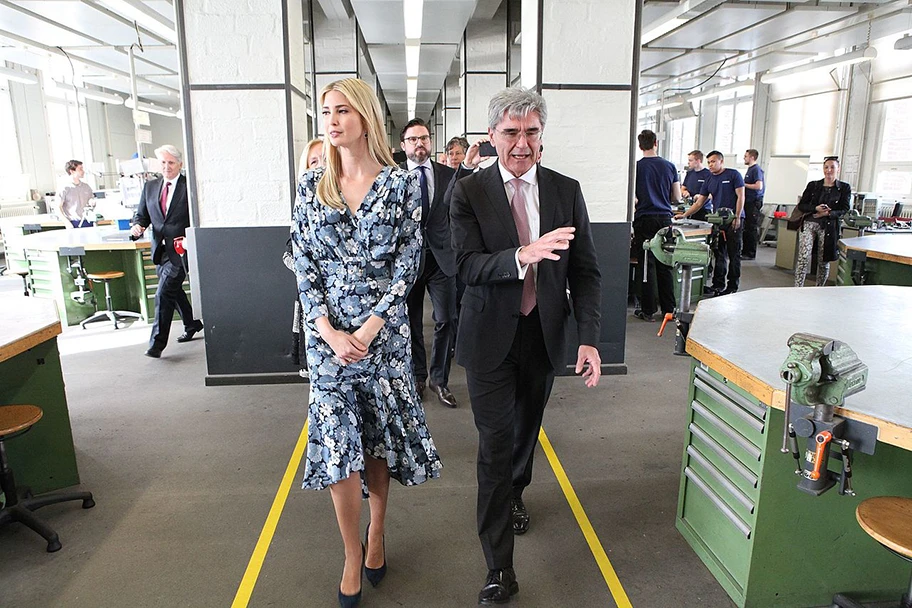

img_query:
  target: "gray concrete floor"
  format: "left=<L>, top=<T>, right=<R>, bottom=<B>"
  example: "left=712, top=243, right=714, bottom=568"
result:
left=0, top=244, right=798, bottom=607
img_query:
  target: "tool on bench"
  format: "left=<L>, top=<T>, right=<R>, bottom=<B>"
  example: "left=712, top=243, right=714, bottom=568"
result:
left=779, top=333, right=877, bottom=496
left=643, top=226, right=712, bottom=355
left=842, top=209, right=874, bottom=236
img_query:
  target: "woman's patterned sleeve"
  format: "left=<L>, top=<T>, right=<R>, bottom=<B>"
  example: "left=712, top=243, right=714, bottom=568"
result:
left=371, top=170, right=422, bottom=320
left=291, top=173, right=329, bottom=322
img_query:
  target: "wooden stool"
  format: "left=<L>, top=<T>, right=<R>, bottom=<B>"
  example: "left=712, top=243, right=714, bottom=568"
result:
left=80, top=270, right=142, bottom=330
left=0, top=405, right=95, bottom=552
left=833, top=497, right=912, bottom=608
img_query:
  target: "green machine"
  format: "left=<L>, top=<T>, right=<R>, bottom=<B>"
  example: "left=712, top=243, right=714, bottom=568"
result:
left=779, top=333, right=875, bottom=497
left=643, top=226, right=712, bottom=355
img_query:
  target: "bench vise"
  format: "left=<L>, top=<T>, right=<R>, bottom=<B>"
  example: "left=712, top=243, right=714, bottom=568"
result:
left=779, top=332, right=875, bottom=496
left=643, top=226, right=712, bottom=355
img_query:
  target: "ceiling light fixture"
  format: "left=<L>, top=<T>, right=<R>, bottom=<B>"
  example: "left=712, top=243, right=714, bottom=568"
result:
left=641, top=17, right=689, bottom=45
left=403, top=0, right=424, bottom=39
left=405, top=40, right=420, bottom=78
left=125, top=97, right=180, bottom=118
left=99, top=0, right=177, bottom=42
left=0, top=65, right=39, bottom=85
left=637, top=97, right=684, bottom=116
left=407, top=77, right=418, bottom=99
left=895, top=34, right=912, bottom=51
left=54, top=81, right=125, bottom=105
left=689, top=79, right=755, bottom=103
left=760, top=47, right=877, bottom=84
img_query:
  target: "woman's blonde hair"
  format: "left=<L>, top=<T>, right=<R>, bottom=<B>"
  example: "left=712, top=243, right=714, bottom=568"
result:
left=298, top=138, right=324, bottom=176
left=316, top=78, right=395, bottom=210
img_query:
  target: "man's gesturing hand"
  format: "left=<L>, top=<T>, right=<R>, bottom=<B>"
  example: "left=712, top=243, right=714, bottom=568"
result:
left=518, top=227, right=575, bottom=265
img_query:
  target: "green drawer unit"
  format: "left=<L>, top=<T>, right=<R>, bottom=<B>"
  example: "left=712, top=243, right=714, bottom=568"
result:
left=838, top=249, right=912, bottom=286
left=678, top=360, right=912, bottom=607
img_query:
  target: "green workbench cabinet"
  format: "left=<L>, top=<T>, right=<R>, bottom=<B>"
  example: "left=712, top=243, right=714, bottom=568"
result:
left=676, top=362, right=912, bottom=607
left=838, top=249, right=912, bottom=286
left=0, top=338, right=80, bottom=497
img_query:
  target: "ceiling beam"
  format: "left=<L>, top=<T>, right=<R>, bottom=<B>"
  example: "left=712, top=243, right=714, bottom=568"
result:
left=0, top=27, right=179, bottom=94
left=79, top=0, right=173, bottom=46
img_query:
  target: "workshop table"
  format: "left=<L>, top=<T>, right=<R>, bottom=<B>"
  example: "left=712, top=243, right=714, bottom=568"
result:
left=0, top=296, right=80, bottom=496
left=20, top=226, right=159, bottom=326
left=678, top=286, right=912, bottom=607
left=838, top=234, right=912, bottom=286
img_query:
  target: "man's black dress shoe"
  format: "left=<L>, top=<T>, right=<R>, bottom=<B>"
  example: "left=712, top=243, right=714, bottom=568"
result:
left=177, top=322, right=204, bottom=343
left=144, top=348, right=162, bottom=359
left=478, top=567, right=518, bottom=605
left=511, top=497, right=530, bottom=535
left=428, top=382, right=458, bottom=408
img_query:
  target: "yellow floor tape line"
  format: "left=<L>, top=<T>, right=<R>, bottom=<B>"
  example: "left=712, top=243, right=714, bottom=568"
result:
left=231, top=419, right=309, bottom=608
left=539, top=427, right=634, bottom=608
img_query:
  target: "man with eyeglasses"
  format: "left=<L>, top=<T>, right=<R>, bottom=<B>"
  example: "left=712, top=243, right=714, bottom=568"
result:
left=450, top=87, right=602, bottom=605
left=399, top=118, right=459, bottom=408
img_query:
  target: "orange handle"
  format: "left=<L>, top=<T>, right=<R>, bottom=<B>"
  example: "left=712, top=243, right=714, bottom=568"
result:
left=810, top=430, right=833, bottom=481
left=657, top=313, right=674, bottom=337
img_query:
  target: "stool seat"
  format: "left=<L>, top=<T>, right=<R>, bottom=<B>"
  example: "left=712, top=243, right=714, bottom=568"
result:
left=86, top=270, right=125, bottom=281
left=0, top=405, right=42, bottom=437
left=857, top=497, right=912, bottom=560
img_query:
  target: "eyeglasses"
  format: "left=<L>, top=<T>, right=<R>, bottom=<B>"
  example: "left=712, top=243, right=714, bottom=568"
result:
left=495, top=128, right=542, bottom=143
left=403, top=135, right=431, bottom=145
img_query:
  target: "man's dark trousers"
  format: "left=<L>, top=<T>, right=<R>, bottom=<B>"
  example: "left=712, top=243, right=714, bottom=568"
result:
left=632, top=214, right=676, bottom=315
left=407, top=248, right=456, bottom=387
left=150, top=258, right=194, bottom=350
left=741, top=199, right=763, bottom=258
left=466, top=308, right=554, bottom=569
left=712, top=223, right=743, bottom=292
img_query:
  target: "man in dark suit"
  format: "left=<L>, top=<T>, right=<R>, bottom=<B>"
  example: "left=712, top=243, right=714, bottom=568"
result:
left=399, top=119, right=459, bottom=407
left=130, top=145, right=203, bottom=358
left=450, top=88, right=602, bottom=605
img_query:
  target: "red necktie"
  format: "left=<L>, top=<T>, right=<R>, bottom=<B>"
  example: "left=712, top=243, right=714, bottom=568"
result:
left=509, top=179, right=537, bottom=316
left=160, top=181, right=170, bottom=216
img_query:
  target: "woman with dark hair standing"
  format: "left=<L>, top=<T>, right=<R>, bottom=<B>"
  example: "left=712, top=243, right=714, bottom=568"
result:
left=290, top=78, right=442, bottom=607
left=794, top=156, right=851, bottom=287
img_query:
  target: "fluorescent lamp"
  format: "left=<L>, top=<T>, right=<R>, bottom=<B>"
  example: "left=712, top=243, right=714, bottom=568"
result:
left=0, top=66, right=38, bottom=85
left=403, top=0, right=423, bottom=39
left=689, top=80, right=754, bottom=103
left=760, top=47, right=877, bottom=84
left=99, top=0, right=177, bottom=42
left=641, top=17, right=688, bottom=45
left=637, top=97, right=683, bottom=115
left=407, top=78, right=418, bottom=99
left=125, top=98, right=180, bottom=118
left=54, top=81, right=125, bottom=105
left=405, top=40, right=420, bottom=78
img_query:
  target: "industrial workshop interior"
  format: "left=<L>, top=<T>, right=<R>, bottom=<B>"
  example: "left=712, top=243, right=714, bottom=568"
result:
left=1, top=0, right=911, bottom=606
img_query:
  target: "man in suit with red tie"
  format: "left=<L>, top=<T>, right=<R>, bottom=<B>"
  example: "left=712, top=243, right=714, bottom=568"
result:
left=130, top=145, right=203, bottom=358
left=450, top=88, right=602, bottom=605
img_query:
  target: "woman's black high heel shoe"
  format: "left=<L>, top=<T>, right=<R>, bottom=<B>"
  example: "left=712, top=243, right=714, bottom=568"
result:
left=364, top=523, right=387, bottom=587
left=338, top=544, right=364, bottom=608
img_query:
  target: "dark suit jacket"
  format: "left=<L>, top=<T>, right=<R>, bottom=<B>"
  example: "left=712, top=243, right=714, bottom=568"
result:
left=400, top=161, right=457, bottom=276
left=132, top=174, right=191, bottom=266
left=450, top=163, right=601, bottom=373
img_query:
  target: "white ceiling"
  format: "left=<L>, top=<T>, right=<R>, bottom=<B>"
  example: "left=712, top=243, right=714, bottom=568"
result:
left=2, top=0, right=911, bottom=128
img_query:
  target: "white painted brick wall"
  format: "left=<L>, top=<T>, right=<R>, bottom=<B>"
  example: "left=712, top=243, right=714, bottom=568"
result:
left=465, top=18, right=507, bottom=72
left=541, top=90, right=631, bottom=223
left=190, top=90, right=291, bottom=227
left=541, top=0, right=635, bottom=85
left=185, top=0, right=284, bottom=84
left=465, top=74, right=504, bottom=133
left=313, top=11, right=356, bottom=72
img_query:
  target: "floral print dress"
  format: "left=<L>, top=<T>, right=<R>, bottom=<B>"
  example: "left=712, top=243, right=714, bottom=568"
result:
left=291, top=165, right=442, bottom=491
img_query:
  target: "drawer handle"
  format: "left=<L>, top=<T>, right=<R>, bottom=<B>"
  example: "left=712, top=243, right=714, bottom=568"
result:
left=693, top=402, right=762, bottom=461
left=689, top=423, right=759, bottom=488
left=687, top=445, right=755, bottom=514
left=694, top=378, right=765, bottom=433
left=684, top=466, right=752, bottom=539
left=694, top=367, right=767, bottom=419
